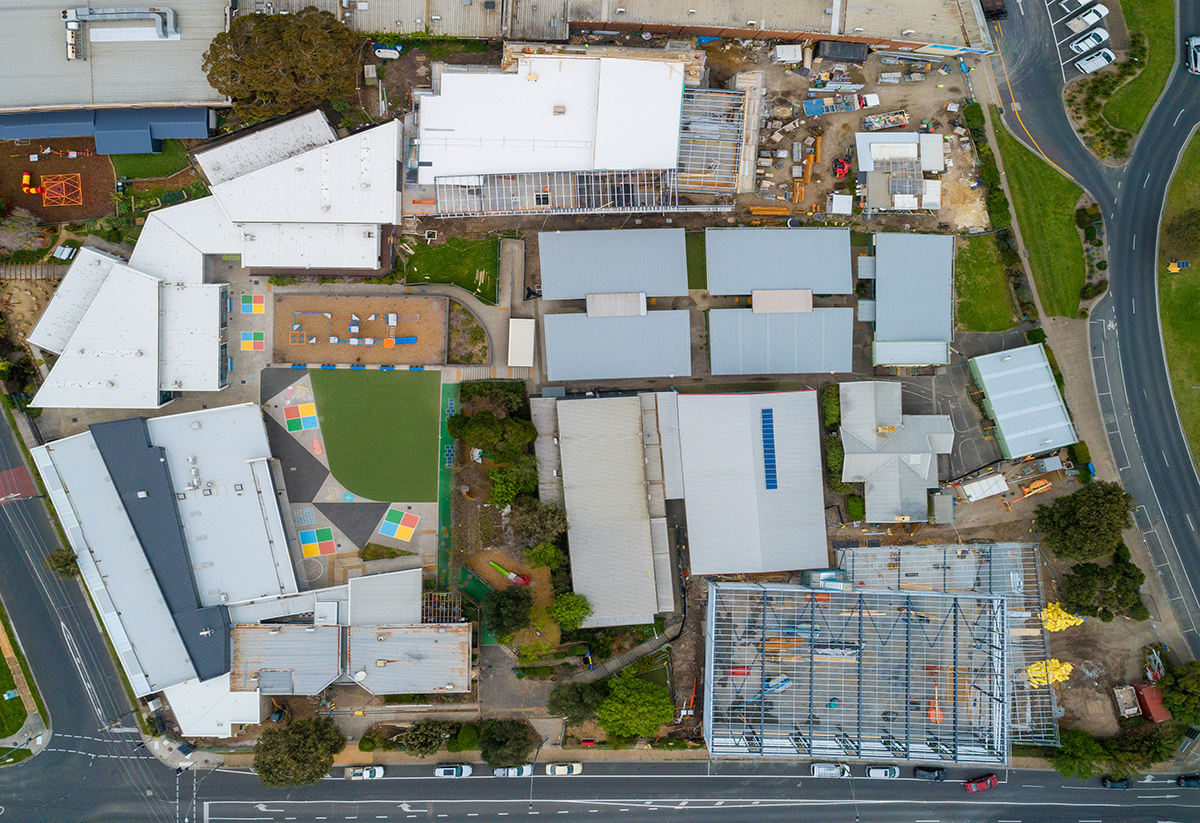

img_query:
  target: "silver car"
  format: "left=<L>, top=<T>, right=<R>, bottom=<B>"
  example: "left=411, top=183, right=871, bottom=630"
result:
left=1069, top=28, right=1110, bottom=54
left=494, top=765, right=534, bottom=777
left=1189, top=36, right=1200, bottom=75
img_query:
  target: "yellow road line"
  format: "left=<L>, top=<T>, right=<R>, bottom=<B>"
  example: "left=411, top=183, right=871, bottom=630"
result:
left=991, top=28, right=1077, bottom=182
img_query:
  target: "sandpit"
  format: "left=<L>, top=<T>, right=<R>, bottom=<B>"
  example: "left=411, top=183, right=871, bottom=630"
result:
left=273, top=294, right=446, bottom=366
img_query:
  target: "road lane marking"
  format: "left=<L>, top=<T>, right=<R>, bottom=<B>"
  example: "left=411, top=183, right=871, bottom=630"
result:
left=1133, top=234, right=1137, bottom=249
left=1133, top=298, right=1136, bottom=313
left=1186, top=513, right=1194, bottom=532
left=1176, top=109, right=1187, bottom=127
left=1145, top=173, right=1152, bottom=188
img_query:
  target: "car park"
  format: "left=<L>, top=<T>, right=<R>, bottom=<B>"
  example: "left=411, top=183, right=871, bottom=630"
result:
left=1075, top=48, right=1116, bottom=75
left=1102, top=775, right=1132, bottom=789
left=866, top=766, right=900, bottom=779
left=1058, top=0, right=1091, bottom=13
left=914, top=766, right=947, bottom=781
left=810, top=763, right=852, bottom=778
left=1066, top=4, right=1108, bottom=32
left=1069, top=28, right=1109, bottom=54
left=964, top=774, right=998, bottom=792
left=546, top=762, right=583, bottom=776
left=494, top=765, right=534, bottom=778
left=1178, top=774, right=1200, bottom=788
left=1189, top=36, right=1200, bottom=75
left=435, top=764, right=473, bottom=778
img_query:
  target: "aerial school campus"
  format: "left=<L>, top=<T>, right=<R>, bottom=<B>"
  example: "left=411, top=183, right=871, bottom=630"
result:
left=2, top=0, right=1200, bottom=807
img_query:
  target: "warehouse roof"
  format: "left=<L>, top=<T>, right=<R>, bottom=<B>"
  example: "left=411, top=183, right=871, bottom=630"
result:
left=543, top=311, right=692, bottom=381
left=348, top=570, right=423, bottom=626
left=27, top=247, right=123, bottom=354
left=194, top=111, right=337, bottom=186
left=508, top=318, right=536, bottom=368
left=538, top=229, right=688, bottom=300
left=970, top=344, right=1078, bottom=459
left=676, top=391, right=827, bottom=575
left=709, top=308, right=854, bottom=375
left=557, top=397, right=661, bottom=627
left=230, top=624, right=341, bottom=695
left=873, top=234, right=954, bottom=361
left=347, top=623, right=472, bottom=695
left=704, top=228, right=853, bottom=295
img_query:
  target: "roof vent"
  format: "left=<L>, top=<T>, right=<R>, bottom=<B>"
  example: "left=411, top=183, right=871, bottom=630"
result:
left=876, top=426, right=895, bottom=433
left=360, top=182, right=370, bottom=190
left=354, top=670, right=367, bottom=681
left=135, top=349, right=144, bottom=357
left=191, top=421, right=201, bottom=430
left=553, top=105, right=566, bottom=115
left=136, top=490, right=148, bottom=499
left=269, top=628, right=281, bottom=635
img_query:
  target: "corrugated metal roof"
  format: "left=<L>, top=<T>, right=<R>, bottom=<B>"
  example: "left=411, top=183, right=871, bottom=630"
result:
left=874, top=233, right=954, bottom=345
left=240, top=223, right=382, bottom=270
left=872, top=340, right=951, bottom=366
left=751, top=289, right=812, bottom=313
left=855, top=133, right=920, bottom=172
left=858, top=255, right=876, bottom=280
left=226, top=587, right=349, bottom=625
left=531, top=397, right=564, bottom=505
left=348, top=569, right=423, bottom=625
left=586, top=292, right=647, bottom=317
left=347, top=624, right=472, bottom=695
left=194, top=111, right=337, bottom=186
left=230, top=624, right=341, bottom=695
left=158, top=284, right=224, bottom=392
left=652, top=392, right=685, bottom=499
left=539, top=229, right=688, bottom=300
left=27, top=247, right=123, bottom=354
left=709, top=308, right=854, bottom=375
left=676, top=391, right=827, bottom=575
left=857, top=299, right=877, bottom=322
left=0, top=107, right=207, bottom=154
left=971, top=344, right=1078, bottom=459
left=650, top=517, right=674, bottom=612
left=558, top=397, right=661, bottom=628
left=919, top=133, right=946, bottom=171
left=508, top=318, right=537, bottom=367
left=705, top=228, right=853, bottom=295
left=543, top=311, right=692, bottom=381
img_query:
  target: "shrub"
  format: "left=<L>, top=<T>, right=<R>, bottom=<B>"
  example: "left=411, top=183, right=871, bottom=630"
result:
left=551, top=592, right=593, bottom=632
left=824, top=434, right=854, bottom=495
left=483, top=586, right=533, bottom=636
left=1025, top=327, right=1048, bottom=345
left=526, top=541, right=563, bottom=570
left=393, top=720, right=453, bottom=757
left=358, top=734, right=377, bottom=752
left=820, top=383, right=841, bottom=429
left=45, top=546, right=80, bottom=578
left=846, top=495, right=865, bottom=522
left=479, top=719, right=535, bottom=768
left=1097, top=260, right=1108, bottom=270
left=1080, top=278, right=1108, bottom=301
left=962, top=102, right=986, bottom=130
left=456, top=723, right=478, bottom=750
left=1070, top=440, right=1092, bottom=466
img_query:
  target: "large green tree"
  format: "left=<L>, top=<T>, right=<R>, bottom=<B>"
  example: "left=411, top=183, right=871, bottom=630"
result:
left=479, top=719, right=535, bottom=768
left=547, top=682, right=609, bottom=726
left=447, top=411, right=537, bottom=461
left=551, top=593, right=593, bottom=632
left=253, top=716, right=345, bottom=787
left=203, top=8, right=359, bottom=123
left=1057, top=544, right=1150, bottom=622
left=393, top=719, right=453, bottom=757
left=1160, top=660, right=1200, bottom=725
left=511, top=497, right=569, bottom=547
left=483, top=586, right=533, bottom=637
left=596, top=673, right=675, bottom=739
left=1047, top=728, right=1106, bottom=780
left=1034, top=481, right=1134, bottom=560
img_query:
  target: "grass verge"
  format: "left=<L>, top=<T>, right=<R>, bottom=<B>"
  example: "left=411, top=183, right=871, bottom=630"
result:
left=1102, top=0, right=1175, bottom=133
left=685, top=232, right=707, bottom=290
left=0, top=606, right=30, bottom=737
left=955, top=234, right=1017, bottom=331
left=109, top=140, right=191, bottom=180
left=403, top=237, right=499, bottom=305
left=991, top=107, right=1087, bottom=318
left=1158, top=132, right=1200, bottom=456
left=310, top=369, right=442, bottom=502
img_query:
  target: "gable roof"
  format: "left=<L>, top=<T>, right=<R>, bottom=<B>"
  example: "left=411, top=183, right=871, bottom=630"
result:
left=969, top=344, right=1078, bottom=459
left=874, top=233, right=954, bottom=346
left=194, top=111, right=337, bottom=186
left=543, top=311, right=693, bottom=381
left=538, top=229, right=688, bottom=300
left=704, top=228, right=853, bottom=295
left=709, top=307, right=854, bottom=374
left=27, top=247, right=123, bottom=354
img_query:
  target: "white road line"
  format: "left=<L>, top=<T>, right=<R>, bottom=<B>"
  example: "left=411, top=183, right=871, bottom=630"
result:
left=1022, top=784, right=1044, bottom=788
left=1176, top=108, right=1187, bottom=127
left=1133, top=298, right=1137, bottom=313
left=1187, top=513, right=1195, bottom=531
left=1145, top=173, right=1152, bottom=188
left=1134, top=234, right=1137, bottom=250
left=1164, top=450, right=1171, bottom=468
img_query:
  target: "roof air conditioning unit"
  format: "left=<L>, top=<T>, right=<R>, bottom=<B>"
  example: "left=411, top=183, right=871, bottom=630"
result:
left=137, top=490, right=148, bottom=499
left=375, top=659, right=388, bottom=667
left=747, top=20, right=757, bottom=25
left=431, top=14, right=440, bottom=19
left=553, top=105, right=566, bottom=115
left=615, top=6, right=624, bottom=11
left=688, top=8, right=696, bottom=12
left=188, top=456, right=196, bottom=464
left=902, top=29, right=915, bottom=35
left=220, top=592, right=228, bottom=602
left=876, top=426, right=895, bottom=433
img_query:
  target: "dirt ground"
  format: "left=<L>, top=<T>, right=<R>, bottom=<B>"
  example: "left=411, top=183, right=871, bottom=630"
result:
left=2, top=279, right=58, bottom=344
left=448, top=300, right=488, bottom=364
left=0, top=138, right=115, bottom=224
left=128, top=166, right=199, bottom=194
left=273, top=294, right=446, bottom=365
left=468, top=548, right=559, bottom=647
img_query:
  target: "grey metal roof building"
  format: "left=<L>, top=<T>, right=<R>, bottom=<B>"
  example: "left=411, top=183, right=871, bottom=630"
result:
left=538, top=229, right=689, bottom=300
left=969, top=344, right=1078, bottom=459
left=872, top=234, right=955, bottom=366
left=557, top=397, right=662, bottom=627
left=0, top=107, right=208, bottom=154
left=543, top=311, right=692, bottom=381
left=347, top=624, right=472, bottom=695
left=704, top=582, right=1009, bottom=763
left=704, top=228, right=853, bottom=295
left=230, top=625, right=341, bottom=696
left=348, top=570, right=423, bottom=626
left=709, top=308, right=854, bottom=375
left=676, top=391, right=827, bottom=575
left=839, top=382, right=954, bottom=523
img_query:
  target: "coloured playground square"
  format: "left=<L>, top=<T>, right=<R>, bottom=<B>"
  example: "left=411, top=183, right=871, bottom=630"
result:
left=284, top=403, right=319, bottom=432
left=241, top=294, right=265, bottom=314
left=300, top=527, right=337, bottom=557
left=380, top=507, right=420, bottom=542
left=272, top=294, right=447, bottom=366
left=241, top=331, right=265, bottom=351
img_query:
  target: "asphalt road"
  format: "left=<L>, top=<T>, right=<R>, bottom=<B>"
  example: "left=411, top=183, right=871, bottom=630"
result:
left=991, top=0, right=1200, bottom=656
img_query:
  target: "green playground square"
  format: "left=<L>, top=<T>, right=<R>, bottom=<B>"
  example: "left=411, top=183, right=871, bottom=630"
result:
left=385, top=509, right=404, bottom=524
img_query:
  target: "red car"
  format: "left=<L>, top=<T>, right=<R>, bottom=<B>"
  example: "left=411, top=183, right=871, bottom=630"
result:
left=964, top=774, right=998, bottom=792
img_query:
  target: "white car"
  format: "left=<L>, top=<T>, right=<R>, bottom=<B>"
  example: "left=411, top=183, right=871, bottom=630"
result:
left=373, top=45, right=402, bottom=60
left=1069, top=28, right=1110, bottom=54
left=1075, top=48, right=1116, bottom=75
left=810, top=763, right=852, bottom=779
left=434, top=764, right=473, bottom=778
left=545, top=762, right=583, bottom=776
left=494, top=765, right=534, bottom=777
left=1189, top=35, right=1200, bottom=75
left=867, top=765, right=900, bottom=779
left=1058, top=0, right=1091, bottom=13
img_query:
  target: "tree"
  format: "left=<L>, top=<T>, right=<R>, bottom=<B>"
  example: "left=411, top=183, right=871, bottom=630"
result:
left=551, top=593, right=593, bottom=632
left=547, top=682, right=609, bottom=726
left=479, top=719, right=535, bottom=768
left=45, top=546, right=79, bottom=578
left=1047, top=728, right=1106, bottom=780
left=447, top=411, right=537, bottom=461
left=526, top=541, right=563, bottom=571
left=1034, top=481, right=1134, bottom=560
left=488, top=454, right=538, bottom=508
left=1057, top=545, right=1149, bottom=622
left=596, top=673, right=675, bottom=739
left=483, top=586, right=533, bottom=637
left=202, top=8, right=359, bottom=123
left=393, top=719, right=453, bottom=757
left=253, top=716, right=346, bottom=787
left=511, top=497, right=569, bottom=547
left=1160, top=660, right=1200, bottom=725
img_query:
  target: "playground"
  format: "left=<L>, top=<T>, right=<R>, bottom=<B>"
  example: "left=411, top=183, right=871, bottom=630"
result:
left=308, top=368, right=442, bottom=503
left=272, top=294, right=446, bottom=366
left=0, top=138, right=115, bottom=223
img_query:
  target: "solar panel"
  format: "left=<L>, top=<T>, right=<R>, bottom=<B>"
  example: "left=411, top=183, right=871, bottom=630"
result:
left=761, top=408, right=778, bottom=490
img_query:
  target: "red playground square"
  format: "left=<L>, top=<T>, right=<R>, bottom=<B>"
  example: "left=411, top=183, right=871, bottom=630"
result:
left=284, top=406, right=301, bottom=420
left=401, top=512, right=420, bottom=529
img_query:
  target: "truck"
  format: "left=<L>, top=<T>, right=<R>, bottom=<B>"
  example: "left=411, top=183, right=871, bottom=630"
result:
left=1066, top=3, right=1108, bottom=33
left=980, top=0, right=1008, bottom=20
left=863, top=110, right=910, bottom=131
left=345, top=766, right=385, bottom=780
left=802, top=93, right=880, bottom=117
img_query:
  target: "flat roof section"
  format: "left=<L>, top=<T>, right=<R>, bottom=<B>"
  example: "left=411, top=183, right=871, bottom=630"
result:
left=873, top=233, right=954, bottom=345
left=704, top=228, right=853, bottom=295
left=230, top=624, right=341, bottom=695
left=348, top=570, right=423, bottom=626
left=347, top=623, right=472, bottom=695
left=970, top=344, right=1078, bottom=459
left=194, top=111, right=338, bottom=186
left=709, top=308, right=854, bottom=375
left=538, top=229, right=688, bottom=300
left=543, top=311, right=692, bottom=382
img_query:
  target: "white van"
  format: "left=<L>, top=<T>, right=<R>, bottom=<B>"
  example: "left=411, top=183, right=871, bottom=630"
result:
left=1075, top=48, right=1116, bottom=74
left=810, top=762, right=852, bottom=778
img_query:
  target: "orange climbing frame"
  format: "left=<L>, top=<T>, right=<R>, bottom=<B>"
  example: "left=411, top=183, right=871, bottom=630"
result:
left=40, top=174, right=82, bottom=207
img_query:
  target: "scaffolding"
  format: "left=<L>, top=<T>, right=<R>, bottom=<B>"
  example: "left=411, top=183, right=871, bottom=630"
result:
left=422, top=591, right=464, bottom=624
left=704, top=582, right=1009, bottom=764
left=434, top=169, right=684, bottom=217
left=677, top=88, right=747, bottom=194
left=836, top=543, right=1061, bottom=748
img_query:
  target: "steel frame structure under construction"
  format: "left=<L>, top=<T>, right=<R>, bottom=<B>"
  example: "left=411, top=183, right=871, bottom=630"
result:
left=435, top=169, right=684, bottom=217
left=837, top=542, right=1061, bottom=748
left=677, top=88, right=746, bottom=194
left=704, top=582, right=1008, bottom=764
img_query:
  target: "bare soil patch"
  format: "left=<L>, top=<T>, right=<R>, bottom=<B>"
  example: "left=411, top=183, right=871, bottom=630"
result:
left=0, top=138, right=115, bottom=223
left=273, top=293, right=446, bottom=365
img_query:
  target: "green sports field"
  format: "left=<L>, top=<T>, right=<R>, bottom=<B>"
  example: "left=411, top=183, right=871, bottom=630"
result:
left=309, top=369, right=442, bottom=502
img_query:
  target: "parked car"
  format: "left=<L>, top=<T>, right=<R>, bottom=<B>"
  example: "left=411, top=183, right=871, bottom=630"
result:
left=1058, top=0, right=1092, bottom=13
left=1075, top=48, right=1116, bottom=75
left=1101, top=775, right=1132, bottom=789
left=1189, top=36, right=1200, bottom=75
left=914, top=766, right=947, bottom=781
left=344, top=766, right=384, bottom=780
left=435, top=764, right=473, bottom=778
left=494, top=765, right=534, bottom=778
left=810, top=763, right=852, bottom=779
left=1069, top=28, right=1110, bottom=54
left=866, top=766, right=900, bottom=779
left=546, top=762, right=583, bottom=776
left=1178, top=773, right=1200, bottom=788
left=1066, top=4, right=1108, bottom=33
left=964, top=774, right=998, bottom=792
left=373, top=44, right=402, bottom=60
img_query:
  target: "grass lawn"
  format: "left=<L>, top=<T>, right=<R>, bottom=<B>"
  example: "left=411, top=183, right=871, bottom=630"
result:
left=109, top=139, right=191, bottom=180
left=405, top=237, right=499, bottom=305
left=1103, top=0, right=1175, bottom=133
left=685, top=232, right=707, bottom=290
left=991, top=108, right=1087, bottom=318
left=309, top=369, right=442, bottom=502
left=955, top=234, right=1017, bottom=332
left=1158, top=133, right=1200, bottom=455
left=0, top=631, right=26, bottom=739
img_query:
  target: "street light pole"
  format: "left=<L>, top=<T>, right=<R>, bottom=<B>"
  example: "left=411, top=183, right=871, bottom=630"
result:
left=529, top=737, right=546, bottom=810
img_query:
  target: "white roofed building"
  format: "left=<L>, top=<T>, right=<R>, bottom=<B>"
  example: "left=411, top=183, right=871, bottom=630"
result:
left=855, top=133, right=946, bottom=212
